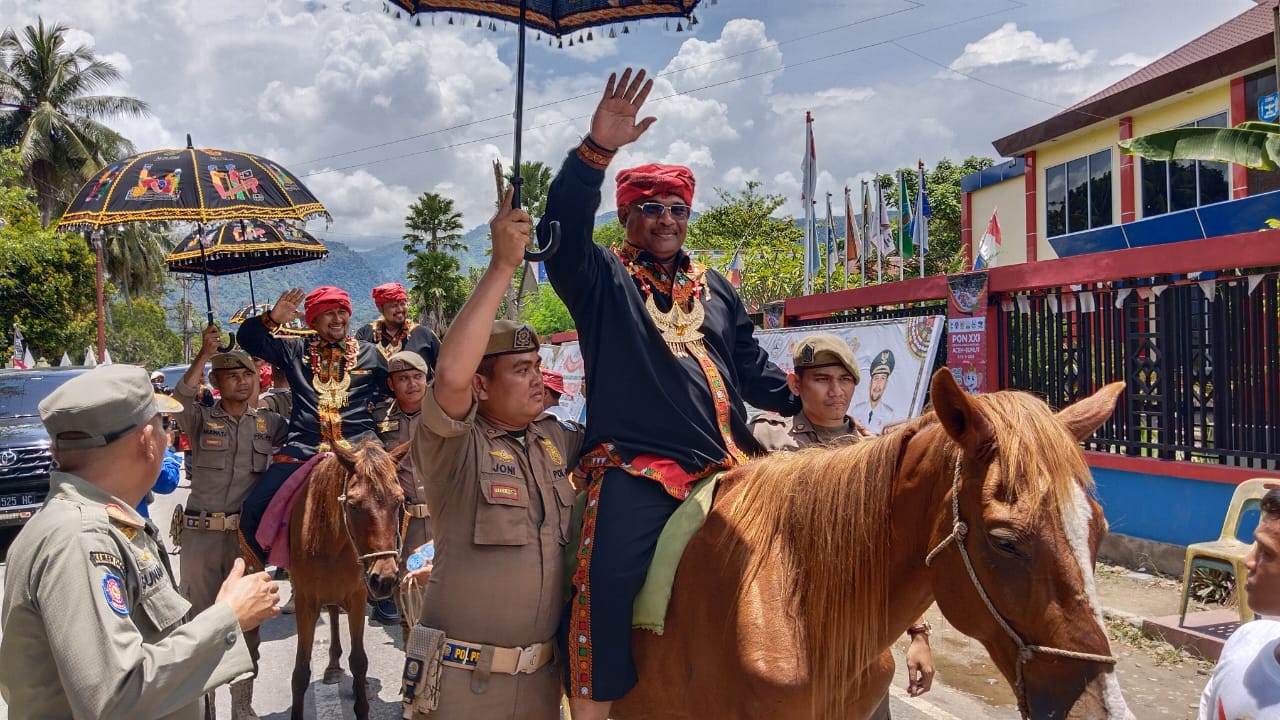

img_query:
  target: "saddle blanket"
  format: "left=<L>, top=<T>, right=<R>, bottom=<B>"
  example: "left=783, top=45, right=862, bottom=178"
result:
left=255, top=452, right=331, bottom=569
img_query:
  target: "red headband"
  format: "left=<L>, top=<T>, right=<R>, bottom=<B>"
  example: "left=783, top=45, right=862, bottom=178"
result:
left=304, top=286, right=352, bottom=327
left=616, top=163, right=695, bottom=209
left=371, top=282, right=408, bottom=307
left=541, top=369, right=567, bottom=395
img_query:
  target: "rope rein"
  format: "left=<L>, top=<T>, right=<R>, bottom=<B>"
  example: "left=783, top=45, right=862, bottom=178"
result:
left=924, top=454, right=1117, bottom=718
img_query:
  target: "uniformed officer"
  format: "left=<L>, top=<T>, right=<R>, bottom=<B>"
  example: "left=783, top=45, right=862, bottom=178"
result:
left=852, top=349, right=899, bottom=434
left=406, top=189, right=582, bottom=720
left=751, top=333, right=869, bottom=450
left=174, top=331, right=288, bottom=719
left=373, top=350, right=431, bottom=634
left=356, top=281, right=441, bottom=371
left=0, top=364, right=279, bottom=719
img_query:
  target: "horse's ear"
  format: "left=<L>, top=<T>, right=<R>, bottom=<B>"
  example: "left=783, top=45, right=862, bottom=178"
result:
left=332, top=443, right=358, bottom=474
left=930, top=368, right=994, bottom=456
left=390, top=441, right=411, bottom=465
left=1057, top=381, right=1125, bottom=442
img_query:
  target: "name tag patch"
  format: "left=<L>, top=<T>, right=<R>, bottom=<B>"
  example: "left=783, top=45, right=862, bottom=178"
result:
left=443, top=641, right=482, bottom=667
left=102, top=573, right=129, bottom=615
left=89, top=551, right=124, bottom=575
left=490, top=483, right=521, bottom=501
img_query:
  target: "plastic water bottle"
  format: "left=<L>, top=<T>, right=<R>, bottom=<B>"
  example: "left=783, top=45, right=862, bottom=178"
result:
left=406, top=542, right=435, bottom=572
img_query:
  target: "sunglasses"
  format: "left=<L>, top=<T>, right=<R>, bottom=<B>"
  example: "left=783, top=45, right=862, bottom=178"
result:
left=636, top=202, right=691, bottom=220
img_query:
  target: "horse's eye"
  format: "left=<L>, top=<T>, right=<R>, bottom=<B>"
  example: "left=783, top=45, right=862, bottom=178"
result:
left=988, top=531, right=1025, bottom=559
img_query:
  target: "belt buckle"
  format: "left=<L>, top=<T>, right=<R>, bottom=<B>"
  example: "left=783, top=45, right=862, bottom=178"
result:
left=515, top=644, right=541, bottom=674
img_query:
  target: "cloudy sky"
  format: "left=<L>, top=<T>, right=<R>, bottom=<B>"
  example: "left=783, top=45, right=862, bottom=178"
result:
left=0, top=0, right=1256, bottom=247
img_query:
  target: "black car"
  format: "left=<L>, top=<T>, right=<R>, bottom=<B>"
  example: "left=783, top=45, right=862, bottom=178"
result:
left=0, top=367, right=91, bottom=527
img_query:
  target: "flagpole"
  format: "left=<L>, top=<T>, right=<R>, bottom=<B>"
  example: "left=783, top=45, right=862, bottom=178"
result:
left=897, top=170, right=904, bottom=283
left=875, top=175, right=883, bottom=284
left=919, top=160, right=927, bottom=280
left=859, top=180, right=868, bottom=287
left=802, top=111, right=814, bottom=296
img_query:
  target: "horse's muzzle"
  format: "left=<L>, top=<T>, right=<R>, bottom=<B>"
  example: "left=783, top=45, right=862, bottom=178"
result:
left=365, top=559, right=399, bottom=601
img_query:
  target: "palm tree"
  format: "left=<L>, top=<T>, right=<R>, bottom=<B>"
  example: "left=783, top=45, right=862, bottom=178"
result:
left=1119, top=121, right=1280, bottom=170
left=0, top=18, right=150, bottom=225
left=101, top=222, right=172, bottom=302
left=402, top=192, right=466, bottom=255
left=517, top=160, right=553, bottom=220
left=406, top=250, right=468, bottom=335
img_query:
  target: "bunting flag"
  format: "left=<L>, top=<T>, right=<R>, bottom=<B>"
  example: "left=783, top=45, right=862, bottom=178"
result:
left=84, top=347, right=97, bottom=367
left=844, top=186, right=859, bottom=263
left=59, top=351, right=72, bottom=367
left=974, top=209, right=1002, bottom=270
left=825, top=192, right=838, bottom=289
left=101, top=349, right=113, bottom=366
left=801, top=112, right=818, bottom=294
left=912, top=162, right=931, bottom=278
left=726, top=250, right=744, bottom=289
left=860, top=181, right=873, bottom=259
left=875, top=179, right=895, bottom=256
left=21, top=347, right=34, bottom=369
left=11, top=325, right=25, bottom=369
left=898, top=171, right=914, bottom=260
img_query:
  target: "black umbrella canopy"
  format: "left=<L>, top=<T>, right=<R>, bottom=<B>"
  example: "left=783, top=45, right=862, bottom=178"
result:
left=166, top=219, right=329, bottom=275
left=386, top=0, right=701, bottom=37
left=57, top=136, right=331, bottom=231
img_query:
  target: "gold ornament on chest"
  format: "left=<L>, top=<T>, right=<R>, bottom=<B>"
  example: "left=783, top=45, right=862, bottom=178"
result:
left=645, top=293, right=707, bottom=358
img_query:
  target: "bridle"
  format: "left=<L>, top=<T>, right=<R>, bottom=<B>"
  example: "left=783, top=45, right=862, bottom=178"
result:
left=336, top=469, right=404, bottom=570
left=924, top=454, right=1118, bottom=719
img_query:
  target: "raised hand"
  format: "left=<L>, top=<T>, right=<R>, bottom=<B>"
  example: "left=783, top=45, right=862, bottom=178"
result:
left=490, top=185, right=532, bottom=270
left=589, top=67, right=657, bottom=150
left=197, top=324, right=223, bottom=359
left=270, top=288, right=305, bottom=326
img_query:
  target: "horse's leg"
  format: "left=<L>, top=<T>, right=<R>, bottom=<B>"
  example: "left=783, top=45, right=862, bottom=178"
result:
left=290, top=596, right=318, bottom=720
left=323, top=605, right=344, bottom=685
left=849, top=649, right=896, bottom=720
left=347, top=591, right=371, bottom=720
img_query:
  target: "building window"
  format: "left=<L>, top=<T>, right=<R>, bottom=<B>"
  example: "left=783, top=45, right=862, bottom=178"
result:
left=1045, top=148, right=1112, bottom=238
left=1140, top=112, right=1229, bottom=217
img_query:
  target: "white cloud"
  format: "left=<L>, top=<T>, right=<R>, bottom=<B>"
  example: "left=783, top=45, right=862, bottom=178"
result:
left=950, top=22, right=1096, bottom=72
left=1110, top=52, right=1157, bottom=68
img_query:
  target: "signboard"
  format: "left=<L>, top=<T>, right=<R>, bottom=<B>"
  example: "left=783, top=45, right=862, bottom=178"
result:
left=754, top=316, right=946, bottom=433
left=946, top=271, right=990, bottom=395
left=1260, top=92, right=1279, bottom=123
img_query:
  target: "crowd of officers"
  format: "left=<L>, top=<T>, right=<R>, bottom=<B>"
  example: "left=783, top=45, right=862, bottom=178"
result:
left=0, top=67, right=935, bottom=720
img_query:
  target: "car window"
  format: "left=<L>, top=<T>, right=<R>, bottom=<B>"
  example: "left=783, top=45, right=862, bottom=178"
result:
left=0, top=374, right=82, bottom=418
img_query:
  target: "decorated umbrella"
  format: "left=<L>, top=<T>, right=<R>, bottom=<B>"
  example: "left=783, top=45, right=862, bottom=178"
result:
left=229, top=302, right=313, bottom=337
left=167, top=218, right=329, bottom=305
left=384, top=0, right=705, bottom=259
left=56, top=135, right=331, bottom=345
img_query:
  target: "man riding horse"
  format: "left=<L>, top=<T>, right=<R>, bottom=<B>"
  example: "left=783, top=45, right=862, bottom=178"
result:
left=236, top=285, right=389, bottom=568
left=356, top=281, right=441, bottom=372
left=537, top=67, right=801, bottom=719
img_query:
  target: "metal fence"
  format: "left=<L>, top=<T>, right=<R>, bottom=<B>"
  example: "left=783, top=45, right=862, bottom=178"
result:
left=995, top=276, right=1280, bottom=469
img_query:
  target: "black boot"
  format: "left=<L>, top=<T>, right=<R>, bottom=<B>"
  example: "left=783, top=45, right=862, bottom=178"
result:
left=371, top=597, right=400, bottom=625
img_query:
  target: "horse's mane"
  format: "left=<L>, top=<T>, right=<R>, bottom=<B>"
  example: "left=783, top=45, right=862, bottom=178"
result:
left=303, top=437, right=402, bottom=555
left=725, top=388, right=1093, bottom=718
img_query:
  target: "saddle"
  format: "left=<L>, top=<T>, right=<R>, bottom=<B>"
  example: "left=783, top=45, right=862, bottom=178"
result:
left=564, top=472, right=721, bottom=634
left=253, top=453, right=331, bottom=569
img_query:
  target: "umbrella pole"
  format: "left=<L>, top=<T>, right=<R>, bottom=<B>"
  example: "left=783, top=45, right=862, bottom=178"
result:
left=511, top=0, right=527, bottom=210
left=197, top=222, right=214, bottom=326
left=248, top=270, right=256, bottom=307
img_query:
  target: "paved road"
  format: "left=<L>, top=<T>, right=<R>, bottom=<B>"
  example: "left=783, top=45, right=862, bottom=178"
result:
left=0, top=476, right=1034, bottom=719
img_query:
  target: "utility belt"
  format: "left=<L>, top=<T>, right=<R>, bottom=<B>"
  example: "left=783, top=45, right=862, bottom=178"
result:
left=405, top=503, right=431, bottom=519
left=402, top=626, right=554, bottom=716
left=182, top=509, right=241, bottom=532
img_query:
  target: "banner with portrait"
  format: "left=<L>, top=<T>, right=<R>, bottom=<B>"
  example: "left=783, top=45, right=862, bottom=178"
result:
left=753, top=316, right=946, bottom=433
left=945, top=271, right=990, bottom=395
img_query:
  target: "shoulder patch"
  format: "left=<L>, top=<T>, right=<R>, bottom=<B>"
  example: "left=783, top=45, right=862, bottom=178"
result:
left=488, top=449, right=515, bottom=464
left=102, top=573, right=129, bottom=615
left=104, top=502, right=142, bottom=529
left=89, top=551, right=125, bottom=575
left=558, top=418, right=581, bottom=432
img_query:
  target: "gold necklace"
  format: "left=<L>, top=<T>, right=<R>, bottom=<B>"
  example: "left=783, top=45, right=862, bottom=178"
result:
left=644, top=292, right=706, bottom=358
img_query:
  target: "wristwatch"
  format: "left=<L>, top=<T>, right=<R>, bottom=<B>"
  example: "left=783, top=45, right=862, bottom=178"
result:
left=907, top=622, right=932, bottom=638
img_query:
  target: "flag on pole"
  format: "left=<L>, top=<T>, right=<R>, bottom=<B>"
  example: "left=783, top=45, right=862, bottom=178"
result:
left=726, top=250, right=744, bottom=288
left=898, top=171, right=914, bottom=260
left=825, top=192, right=838, bottom=289
left=912, top=162, right=931, bottom=278
left=801, top=112, right=818, bottom=294
left=975, top=208, right=1003, bottom=270
left=844, top=186, right=859, bottom=264
left=11, top=325, right=25, bottom=369
left=875, top=179, right=894, bottom=256
left=860, top=181, right=873, bottom=259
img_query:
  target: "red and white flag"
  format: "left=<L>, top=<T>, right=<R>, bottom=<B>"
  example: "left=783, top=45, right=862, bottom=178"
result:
left=11, top=325, right=26, bottom=369
left=974, top=209, right=1002, bottom=270
left=726, top=251, right=745, bottom=289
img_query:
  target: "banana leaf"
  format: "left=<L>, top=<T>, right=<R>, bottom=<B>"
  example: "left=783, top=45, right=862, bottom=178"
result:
left=1118, top=122, right=1280, bottom=171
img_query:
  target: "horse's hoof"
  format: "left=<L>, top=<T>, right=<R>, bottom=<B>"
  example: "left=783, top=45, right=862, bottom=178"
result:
left=322, top=668, right=342, bottom=685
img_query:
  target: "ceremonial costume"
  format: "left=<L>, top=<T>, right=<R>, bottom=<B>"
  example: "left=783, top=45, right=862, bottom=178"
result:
left=355, top=282, right=441, bottom=372
left=0, top=365, right=254, bottom=718
left=538, top=152, right=799, bottom=700
left=407, top=323, right=583, bottom=720
left=235, top=286, right=388, bottom=563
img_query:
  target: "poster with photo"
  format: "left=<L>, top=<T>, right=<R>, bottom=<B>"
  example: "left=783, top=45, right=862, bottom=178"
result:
left=754, top=316, right=946, bottom=433
left=539, top=341, right=587, bottom=423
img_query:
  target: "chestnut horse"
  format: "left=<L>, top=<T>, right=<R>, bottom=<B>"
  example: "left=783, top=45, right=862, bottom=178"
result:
left=288, top=438, right=408, bottom=720
left=612, top=370, right=1133, bottom=720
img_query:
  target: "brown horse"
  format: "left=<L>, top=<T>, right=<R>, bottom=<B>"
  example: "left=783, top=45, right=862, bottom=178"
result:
left=613, top=369, right=1133, bottom=720
left=288, top=437, right=408, bottom=720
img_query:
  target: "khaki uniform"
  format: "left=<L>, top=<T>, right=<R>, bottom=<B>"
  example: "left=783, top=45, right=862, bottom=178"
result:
left=259, top=387, right=293, bottom=420
left=409, top=386, right=582, bottom=720
left=0, top=472, right=253, bottom=718
left=750, top=410, right=865, bottom=451
left=173, top=382, right=286, bottom=641
left=375, top=400, right=431, bottom=556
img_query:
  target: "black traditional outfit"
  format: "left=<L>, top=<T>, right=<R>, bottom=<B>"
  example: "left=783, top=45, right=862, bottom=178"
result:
left=540, top=148, right=800, bottom=701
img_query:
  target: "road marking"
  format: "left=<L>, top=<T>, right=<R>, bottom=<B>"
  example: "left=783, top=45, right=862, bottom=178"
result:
left=889, top=684, right=965, bottom=720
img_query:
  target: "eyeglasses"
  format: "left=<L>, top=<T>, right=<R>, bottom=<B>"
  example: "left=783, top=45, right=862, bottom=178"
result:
left=636, top=202, right=691, bottom=220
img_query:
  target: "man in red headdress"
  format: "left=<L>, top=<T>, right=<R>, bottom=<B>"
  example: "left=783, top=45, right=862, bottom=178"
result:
left=356, top=281, right=440, bottom=373
left=234, top=285, right=389, bottom=567
left=536, top=68, right=800, bottom=718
